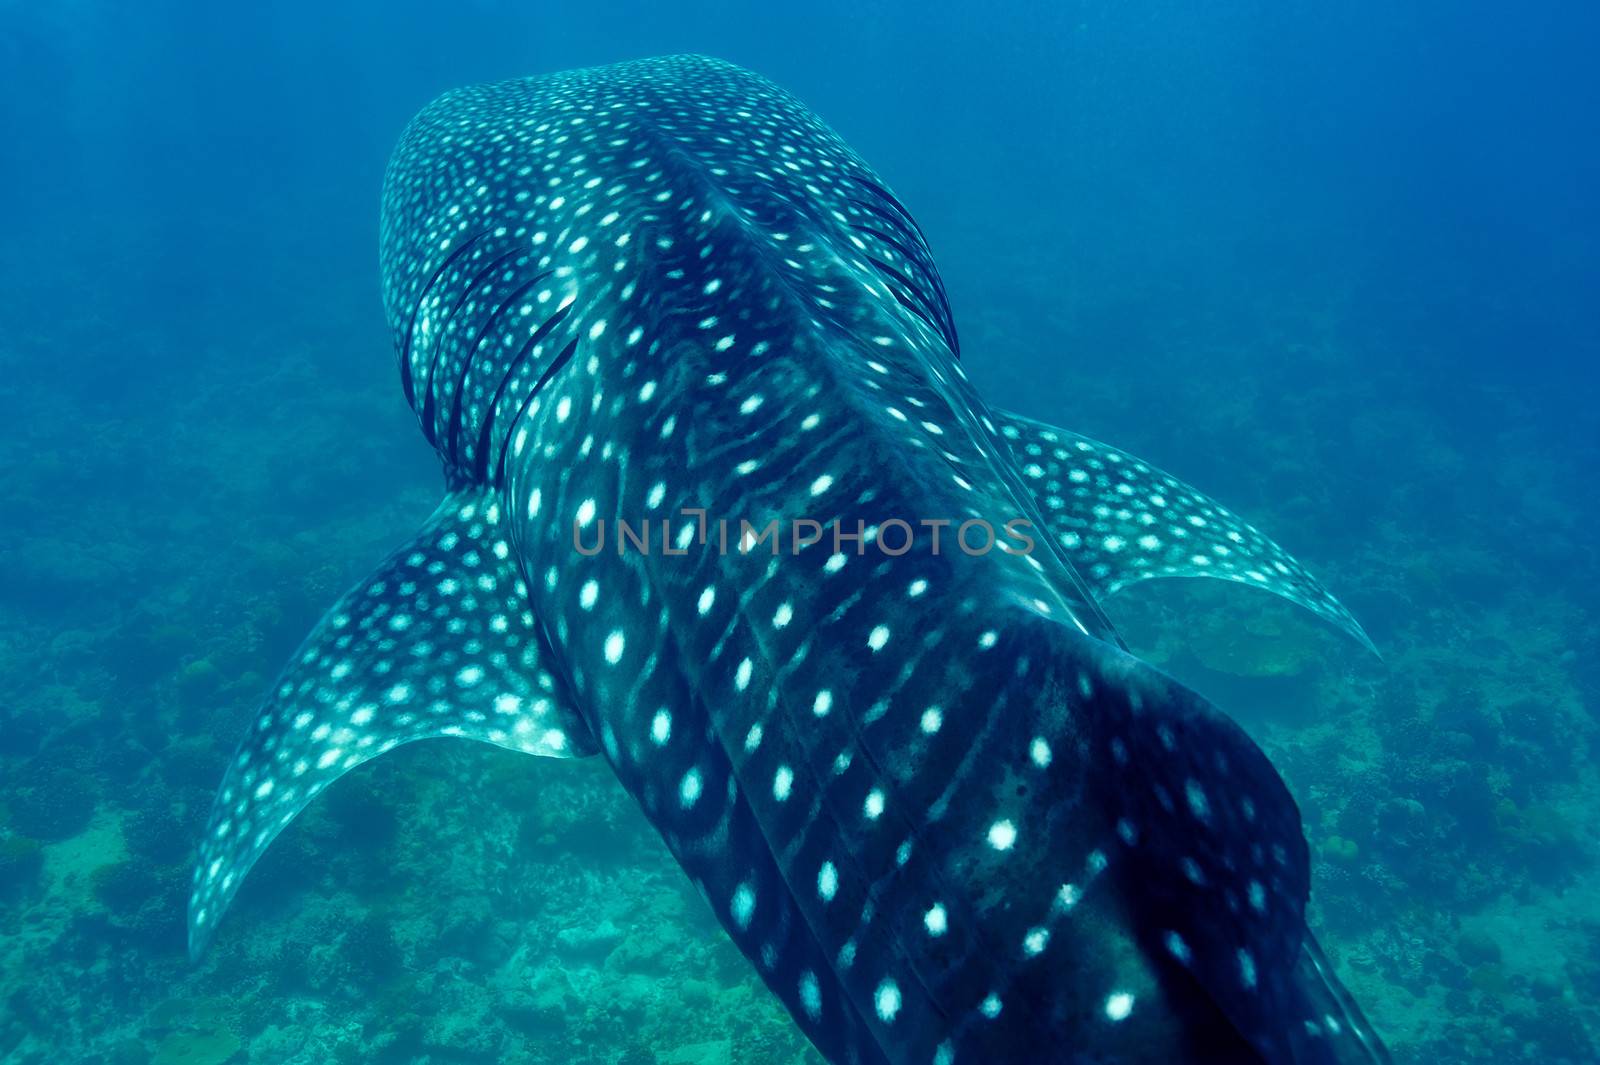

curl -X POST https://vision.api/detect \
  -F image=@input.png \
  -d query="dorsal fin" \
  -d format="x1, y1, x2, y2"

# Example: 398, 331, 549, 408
995, 409, 1376, 655
187, 490, 595, 958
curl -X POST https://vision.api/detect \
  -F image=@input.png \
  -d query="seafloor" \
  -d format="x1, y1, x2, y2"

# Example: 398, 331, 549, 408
1, 216, 1595, 1065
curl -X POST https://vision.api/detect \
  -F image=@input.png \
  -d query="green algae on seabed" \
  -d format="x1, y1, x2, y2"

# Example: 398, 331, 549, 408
1320, 834, 1361, 865
1185, 608, 1333, 679
145, 996, 242, 1065
151, 1028, 241, 1065
0, 835, 45, 897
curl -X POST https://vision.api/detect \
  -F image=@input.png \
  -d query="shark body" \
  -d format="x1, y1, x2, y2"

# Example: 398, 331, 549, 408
190, 56, 1387, 1064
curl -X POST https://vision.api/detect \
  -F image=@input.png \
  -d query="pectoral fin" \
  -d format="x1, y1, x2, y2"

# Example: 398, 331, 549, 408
188, 490, 593, 958
995, 409, 1375, 654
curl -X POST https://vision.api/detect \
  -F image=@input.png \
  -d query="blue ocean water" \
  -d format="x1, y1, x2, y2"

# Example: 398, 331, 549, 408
1, 3, 1595, 1064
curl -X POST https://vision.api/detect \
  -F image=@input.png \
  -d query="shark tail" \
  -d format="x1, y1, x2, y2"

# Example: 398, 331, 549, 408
187, 489, 596, 959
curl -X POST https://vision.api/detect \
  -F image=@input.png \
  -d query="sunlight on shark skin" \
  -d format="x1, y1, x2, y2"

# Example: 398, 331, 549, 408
189, 56, 1389, 1064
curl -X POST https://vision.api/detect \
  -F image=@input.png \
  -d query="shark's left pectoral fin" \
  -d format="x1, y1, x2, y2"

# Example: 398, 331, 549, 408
188, 490, 594, 959
994, 409, 1376, 655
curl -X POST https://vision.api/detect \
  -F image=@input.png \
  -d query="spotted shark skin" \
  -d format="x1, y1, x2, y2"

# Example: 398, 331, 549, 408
190, 56, 1389, 1064
989, 411, 1377, 656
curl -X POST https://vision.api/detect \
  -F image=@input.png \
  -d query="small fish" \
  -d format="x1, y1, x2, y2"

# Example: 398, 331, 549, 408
190, 55, 1388, 1064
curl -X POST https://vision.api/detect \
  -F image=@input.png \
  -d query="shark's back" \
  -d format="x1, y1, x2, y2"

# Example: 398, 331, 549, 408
191, 56, 1388, 1065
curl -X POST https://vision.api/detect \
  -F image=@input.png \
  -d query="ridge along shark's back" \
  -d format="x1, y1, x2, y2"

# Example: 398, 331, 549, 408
190, 55, 1389, 1064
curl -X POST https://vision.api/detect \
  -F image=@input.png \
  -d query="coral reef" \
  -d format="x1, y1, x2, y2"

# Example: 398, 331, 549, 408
5, 761, 98, 843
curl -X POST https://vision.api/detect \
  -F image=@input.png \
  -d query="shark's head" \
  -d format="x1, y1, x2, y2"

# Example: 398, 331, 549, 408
191, 55, 1387, 1065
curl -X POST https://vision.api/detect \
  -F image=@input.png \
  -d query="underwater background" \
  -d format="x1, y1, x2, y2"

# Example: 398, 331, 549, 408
1, 2, 1596, 1063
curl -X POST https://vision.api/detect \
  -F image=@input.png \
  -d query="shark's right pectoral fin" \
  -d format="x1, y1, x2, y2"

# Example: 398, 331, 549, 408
188, 490, 594, 959
994, 409, 1376, 655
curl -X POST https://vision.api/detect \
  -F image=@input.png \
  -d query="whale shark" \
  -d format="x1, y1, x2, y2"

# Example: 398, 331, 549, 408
189, 55, 1389, 1063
